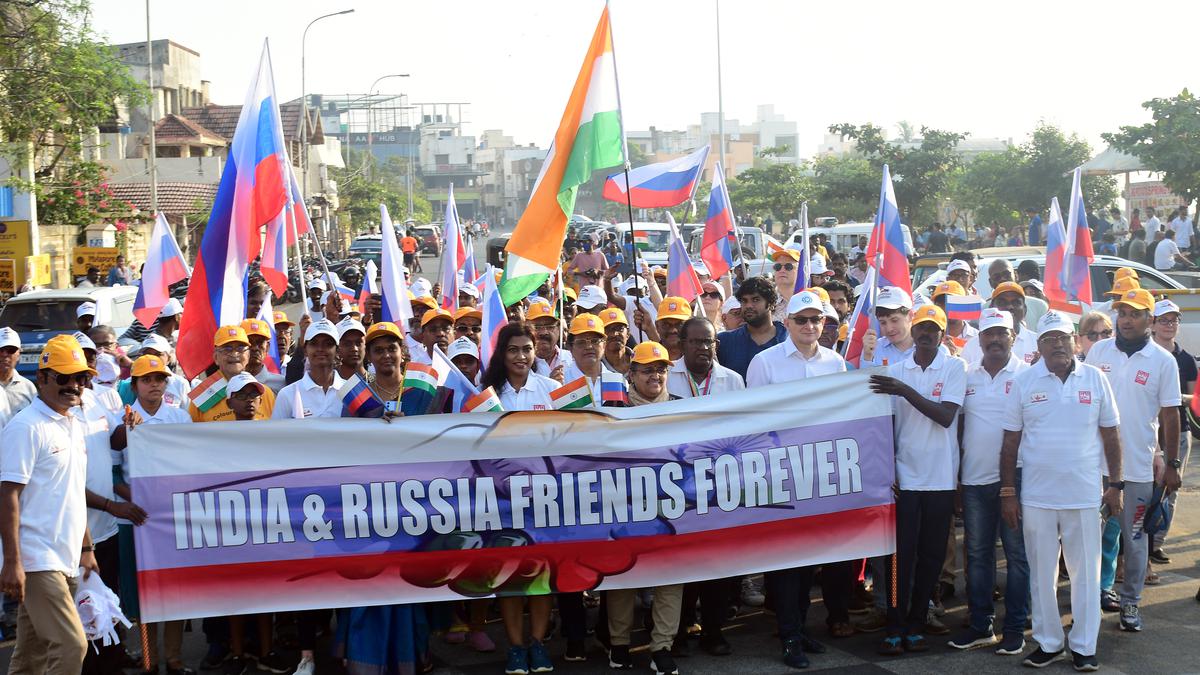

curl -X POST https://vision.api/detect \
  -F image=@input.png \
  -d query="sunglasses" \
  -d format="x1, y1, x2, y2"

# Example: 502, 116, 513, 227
46, 371, 90, 386
773, 263, 796, 272
455, 325, 483, 334
1085, 329, 1113, 341
702, 291, 723, 300
790, 315, 824, 325
230, 389, 262, 402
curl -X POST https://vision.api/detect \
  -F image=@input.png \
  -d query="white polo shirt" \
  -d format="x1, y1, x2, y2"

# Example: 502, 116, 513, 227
499, 372, 561, 411
76, 395, 117, 545
887, 351, 968, 491
1083, 338, 1181, 483
961, 355, 1027, 485
960, 324, 1038, 368
667, 360, 745, 398
0, 373, 37, 413
534, 347, 575, 377
0, 399, 88, 575
274, 372, 347, 419
746, 340, 846, 387
1003, 359, 1119, 509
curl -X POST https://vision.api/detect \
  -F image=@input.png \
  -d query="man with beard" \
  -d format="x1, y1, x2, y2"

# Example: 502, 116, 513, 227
1000, 311, 1122, 671
527, 300, 573, 382
960, 282, 1039, 366
716, 277, 786, 380
949, 309, 1030, 656
418, 309, 454, 363
1082, 288, 1181, 633
869, 305, 967, 656
599, 307, 633, 374
561, 314, 610, 408
668, 317, 744, 399
1, 335, 99, 672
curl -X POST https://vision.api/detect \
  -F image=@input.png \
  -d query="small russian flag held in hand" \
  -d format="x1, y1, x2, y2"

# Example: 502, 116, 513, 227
945, 294, 983, 321
601, 370, 628, 404
339, 374, 384, 418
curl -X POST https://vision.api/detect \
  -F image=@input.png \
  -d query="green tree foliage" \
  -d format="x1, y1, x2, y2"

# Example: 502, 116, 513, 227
33, 161, 140, 234
1104, 89, 1200, 209
577, 141, 648, 220
726, 161, 811, 225
828, 123, 968, 223
808, 155, 876, 222
332, 150, 432, 231
0, 0, 148, 175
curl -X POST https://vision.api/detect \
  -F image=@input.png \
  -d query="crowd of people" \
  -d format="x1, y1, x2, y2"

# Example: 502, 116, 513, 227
0, 229, 1194, 675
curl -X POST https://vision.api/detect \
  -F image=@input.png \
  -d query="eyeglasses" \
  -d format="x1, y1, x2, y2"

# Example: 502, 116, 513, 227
572, 336, 604, 347
790, 315, 824, 325
1084, 329, 1113, 341
229, 390, 261, 402
456, 324, 483, 334
46, 371, 90, 386
1155, 317, 1180, 326
1037, 334, 1074, 345
686, 338, 716, 348
530, 323, 557, 334
634, 365, 669, 375
217, 345, 248, 355
702, 292, 723, 300
773, 263, 795, 272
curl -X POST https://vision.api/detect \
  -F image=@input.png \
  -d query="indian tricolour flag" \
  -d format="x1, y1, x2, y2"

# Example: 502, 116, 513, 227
403, 363, 439, 396
550, 376, 595, 410
188, 372, 227, 413
500, 5, 625, 305
633, 230, 650, 250
463, 386, 503, 413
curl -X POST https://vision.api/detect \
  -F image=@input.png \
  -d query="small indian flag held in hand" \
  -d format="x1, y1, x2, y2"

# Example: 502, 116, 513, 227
187, 372, 227, 413
500, 5, 625, 305
550, 376, 595, 410
400, 363, 439, 416
601, 370, 627, 404
945, 294, 983, 321
633, 230, 650, 250
463, 386, 504, 413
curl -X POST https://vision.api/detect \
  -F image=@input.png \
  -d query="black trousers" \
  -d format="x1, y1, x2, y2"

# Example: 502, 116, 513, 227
81, 536, 123, 675
677, 577, 736, 639
886, 489, 955, 636
557, 593, 587, 641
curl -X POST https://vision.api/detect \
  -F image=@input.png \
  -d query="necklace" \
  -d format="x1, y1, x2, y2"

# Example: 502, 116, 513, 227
373, 379, 402, 401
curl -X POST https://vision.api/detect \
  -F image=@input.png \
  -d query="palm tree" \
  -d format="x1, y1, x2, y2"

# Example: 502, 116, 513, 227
896, 120, 916, 143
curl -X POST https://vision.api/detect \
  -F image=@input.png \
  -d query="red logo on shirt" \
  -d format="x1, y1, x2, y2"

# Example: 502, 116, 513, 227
1024, 353, 1035, 364
1005, 381, 1013, 394
965, 387, 976, 396
1099, 363, 1112, 373
1079, 391, 1092, 404
1031, 392, 1048, 403
1135, 370, 1150, 386
932, 382, 943, 397
532, 405, 547, 411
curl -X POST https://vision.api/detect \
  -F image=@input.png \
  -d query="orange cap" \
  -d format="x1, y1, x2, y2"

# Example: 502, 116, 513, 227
1114, 267, 1139, 283
365, 321, 404, 345
990, 281, 1025, 299
131, 354, 171, 378
410, 294, 438, 310
807, 286, 830, 303
38, 334, 96, 376
213, 325, 250, 347
525, 300, 556, 323
271, 310, 295, 326
599, 307, 627, 327
1107, 276, 1141, 296
453, 307, 483, 322
771, 247, 801, 263
1113, 288, 1155, 311
933, 280, 965, 298
420, 308, 453, 327
240, 318, 271, 339
568, 313, 605, 336
631, 341, 671, 365
657, 296, 692, 321
911, 305, 948, 331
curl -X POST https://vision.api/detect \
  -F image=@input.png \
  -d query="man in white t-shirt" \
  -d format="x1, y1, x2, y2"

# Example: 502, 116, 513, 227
667, 317, 744, 398
1144, 207, 1162, 234
1170, 208, 1192, 250
1081, 288, 1181, 632
1000, 311, 1122, 671
1154, 230, 1189, 270
960, 282, 1039, 366
868, 305, 967, 655
747, 291, 846, 387
1, 335, 99, 672
949, 309, 1030, 655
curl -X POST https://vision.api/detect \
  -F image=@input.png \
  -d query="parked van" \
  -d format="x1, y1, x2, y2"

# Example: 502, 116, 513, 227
789, 222, 915, 258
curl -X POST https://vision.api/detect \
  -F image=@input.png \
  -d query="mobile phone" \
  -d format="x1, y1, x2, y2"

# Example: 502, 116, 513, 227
384, 400, 398, 413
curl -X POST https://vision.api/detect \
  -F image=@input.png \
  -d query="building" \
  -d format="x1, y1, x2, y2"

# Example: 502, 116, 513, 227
476, 131, 546, 227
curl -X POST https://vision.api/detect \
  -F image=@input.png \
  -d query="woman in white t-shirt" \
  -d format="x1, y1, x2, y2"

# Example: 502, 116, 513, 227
477, 323, 561, 672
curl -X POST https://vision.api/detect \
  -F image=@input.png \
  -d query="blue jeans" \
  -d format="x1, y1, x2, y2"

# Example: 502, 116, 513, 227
1100, 517, 1121, 592
962, 478, 1029, 636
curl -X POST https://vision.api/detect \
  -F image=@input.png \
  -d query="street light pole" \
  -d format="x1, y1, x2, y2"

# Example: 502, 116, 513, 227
366, 74, 409, 181
144, 0, 158, 216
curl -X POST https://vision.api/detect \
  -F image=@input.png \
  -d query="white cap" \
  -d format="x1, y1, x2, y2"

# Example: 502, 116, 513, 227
912, 292, 930, 308
447, 336, 479, 362
226, 372, 265, 397
304, 319, 339, 343
459, 282, 480, 298
336, 317, 366, 338
1154, 299, 1182, 317
721, 296, 741, 314
810, 255, 828, 276
72, 331, 96, 351
978, 308, 1014, 332
1037, 310, 1075, 338
139, 334, 172, 355
410, 278, 432, 298
701, 281, 725, 300
786, 290, 823, 315
159, 298, 184, 318
946, 259, 972, 274
95, 353, 119, 383
76, 301, 97, 318
307, 278, 327, 291
821, 301, 840, 322
576, 285, 608, 310
0, 327, 19, 349
875, 286, 913, 310
1022, 279, 1044, 292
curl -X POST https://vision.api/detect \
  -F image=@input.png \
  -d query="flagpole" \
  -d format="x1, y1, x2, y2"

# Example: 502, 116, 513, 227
605, 0, 645, 341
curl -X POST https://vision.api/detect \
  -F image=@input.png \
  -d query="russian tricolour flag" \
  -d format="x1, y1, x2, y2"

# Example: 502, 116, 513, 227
133, 213, 190, 328
945, 295, 983, 321
701, 161, 737, 280
1043, 196, 1069, 308
340, 373, 384, 418
864, 165, 910, 293
666, 213, 702, 302
1062, 168, 1094, 306
602, 145, 709, 208
378, 204, 413, 327
479, 266, 508, 367
601, 370, 627, 404
438, 184, 465, 312
177, 42, 290, 378
255, 291, 282, 374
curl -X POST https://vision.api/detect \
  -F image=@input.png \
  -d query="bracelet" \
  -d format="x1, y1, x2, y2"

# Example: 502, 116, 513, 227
102, 498, 110, 513
998, 486, 1017, 498
81, 546, 93, 553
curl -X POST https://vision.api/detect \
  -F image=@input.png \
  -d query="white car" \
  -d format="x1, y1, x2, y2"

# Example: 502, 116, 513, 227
1, 286, 138, 376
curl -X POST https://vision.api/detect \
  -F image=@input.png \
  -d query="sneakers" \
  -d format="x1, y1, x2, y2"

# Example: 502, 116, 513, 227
853, 608, 888, 633
528, 640, 553, 673
1119, 604, 1142, 632
467, 631, 496, 653
782, 638, 810, 668
995, 634, 1025, 655
877, 636, 903, 656
223, 657, 251, 675
650, 649, 679, 675
947, 628, 998, 650
292, 657, 315, 675
563, 638, 586, 662
740, 577, 765, 607
1100, 589, 1121, 613
607, 645, 633, 670
1071, 651, 1099, 672
1023, 647, 1065, 668
505, 646, 530, 675
256, 652, 292, 674
924, 610, 950, 635
1149, 547, 1171, 565
902, 634, 929, 652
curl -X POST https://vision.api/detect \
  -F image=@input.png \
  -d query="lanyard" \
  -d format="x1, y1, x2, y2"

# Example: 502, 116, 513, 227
687, 369, 713, 398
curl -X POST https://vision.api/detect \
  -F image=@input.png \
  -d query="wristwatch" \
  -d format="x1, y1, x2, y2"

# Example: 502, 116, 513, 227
1107, 481, 1124, 491
1169, 458, 1183, 470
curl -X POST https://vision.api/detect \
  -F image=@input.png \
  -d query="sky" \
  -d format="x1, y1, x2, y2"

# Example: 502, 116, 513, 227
89, 0, 1200, 159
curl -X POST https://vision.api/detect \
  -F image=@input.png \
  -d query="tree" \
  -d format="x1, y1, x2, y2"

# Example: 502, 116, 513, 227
0, 0, 148, 175
808, 154, 877, 222
895, 120, 916, 143
332, 149, 432, 231
828, 122, 968, 223
1104, 89, 1200, 210
726, 161, 811, 224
